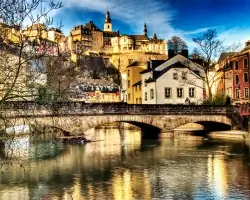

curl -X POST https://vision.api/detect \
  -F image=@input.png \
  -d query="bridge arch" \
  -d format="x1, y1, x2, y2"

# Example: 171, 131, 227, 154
31, 114, 232, 136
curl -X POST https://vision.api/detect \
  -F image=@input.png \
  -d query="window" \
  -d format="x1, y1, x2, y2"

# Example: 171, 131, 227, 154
144, 81, 147, 87
235, 61, 239, 70
235, 75, 239, 84
165, 88, 171, 98
189, 88, 195, 98
244, 58, 248, 69
128, 93, 131, 101
236, 89, 240, 98
245, 88, 249, 98
177, 88, 183, 98
139, 85, 141, 91
150, 89, 154, 99
173, 73, 178, 80
128, 70, 130, 77
128, 80, 130, 88
136, 98, 138, 104
139, 98, 142, 104
145, 92, 147, 101
135, 86, 137, 92
182, 72, 187, 80
244, 73, 248, 82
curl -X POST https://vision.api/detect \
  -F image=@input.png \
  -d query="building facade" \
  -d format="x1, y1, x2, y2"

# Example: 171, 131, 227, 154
126, 61, 147, 104
141, 54, 205, 104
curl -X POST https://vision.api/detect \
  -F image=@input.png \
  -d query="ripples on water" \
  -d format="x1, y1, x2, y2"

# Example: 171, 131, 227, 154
0, 128, 250, 200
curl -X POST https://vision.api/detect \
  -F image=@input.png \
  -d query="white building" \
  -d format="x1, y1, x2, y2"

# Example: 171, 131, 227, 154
141, 54, 205, 104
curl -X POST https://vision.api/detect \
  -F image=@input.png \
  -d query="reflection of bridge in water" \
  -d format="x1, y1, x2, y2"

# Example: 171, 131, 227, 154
2, 102, 244, 137
1, 130, 249, 199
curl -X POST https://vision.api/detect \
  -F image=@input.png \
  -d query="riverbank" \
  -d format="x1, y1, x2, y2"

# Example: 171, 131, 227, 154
208, 130, 248, 140
160, 130, 249, 141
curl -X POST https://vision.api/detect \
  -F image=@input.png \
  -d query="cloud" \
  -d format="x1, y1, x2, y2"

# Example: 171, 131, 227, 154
59, 0, 177, 38
49, 0, 250, 54
217, 27, 250, 47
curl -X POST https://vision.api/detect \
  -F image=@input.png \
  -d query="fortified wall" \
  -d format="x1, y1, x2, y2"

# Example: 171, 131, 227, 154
104, 52, 168, 73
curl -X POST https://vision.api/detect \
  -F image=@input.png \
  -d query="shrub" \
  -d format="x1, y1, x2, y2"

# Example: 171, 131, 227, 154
202, 93, 226, 105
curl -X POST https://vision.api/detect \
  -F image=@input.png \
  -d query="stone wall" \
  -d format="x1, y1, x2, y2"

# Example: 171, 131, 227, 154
107, 52, 168, 73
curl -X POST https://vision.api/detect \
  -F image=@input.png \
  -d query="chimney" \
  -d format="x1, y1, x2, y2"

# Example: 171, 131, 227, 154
168, 49, 175, 59
181, 49, 189, 58
245, 40, 250, 47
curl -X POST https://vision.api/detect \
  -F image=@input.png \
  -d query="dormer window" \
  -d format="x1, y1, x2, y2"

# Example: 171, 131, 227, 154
182, 72, 187, 80
173, 73, 178, 80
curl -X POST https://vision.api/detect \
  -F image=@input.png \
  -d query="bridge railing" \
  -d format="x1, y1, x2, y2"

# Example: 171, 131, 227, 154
0, 101, 238, 116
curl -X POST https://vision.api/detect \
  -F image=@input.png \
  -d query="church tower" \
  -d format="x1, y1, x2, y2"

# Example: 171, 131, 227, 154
104, 10, 112, 32
143, 23, 147, 37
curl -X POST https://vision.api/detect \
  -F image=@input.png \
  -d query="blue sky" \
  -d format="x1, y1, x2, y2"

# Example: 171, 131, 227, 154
50, 0, 250, 51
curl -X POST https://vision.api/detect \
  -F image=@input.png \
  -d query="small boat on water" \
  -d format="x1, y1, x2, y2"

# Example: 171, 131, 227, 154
56, 136, 91, 144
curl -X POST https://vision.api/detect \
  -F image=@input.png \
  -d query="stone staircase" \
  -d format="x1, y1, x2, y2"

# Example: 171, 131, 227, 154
229, 106, 246, 130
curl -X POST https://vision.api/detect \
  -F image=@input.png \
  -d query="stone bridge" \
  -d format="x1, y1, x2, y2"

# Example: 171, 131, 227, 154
1, 102, 244, 137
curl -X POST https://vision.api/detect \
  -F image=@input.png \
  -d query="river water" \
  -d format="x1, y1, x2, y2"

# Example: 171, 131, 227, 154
0, 128, 250, 200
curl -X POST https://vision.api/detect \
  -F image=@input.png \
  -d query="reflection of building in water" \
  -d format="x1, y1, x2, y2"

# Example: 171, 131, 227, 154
207, 155, 228, 198
4, 137, 30, 158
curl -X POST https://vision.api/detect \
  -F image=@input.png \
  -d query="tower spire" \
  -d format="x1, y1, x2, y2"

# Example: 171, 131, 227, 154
105, 9, 111, 23
104, 9, 112, 32
144, 23, 147, 37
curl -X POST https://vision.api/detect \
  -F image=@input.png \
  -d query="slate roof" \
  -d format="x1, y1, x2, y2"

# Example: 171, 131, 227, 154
132, 80, 141, 86
140, 60, 167, 74
85, 21, 102, 31
130, 35, 149, 41
144, 61, 202, 83
218, 52, 236, 63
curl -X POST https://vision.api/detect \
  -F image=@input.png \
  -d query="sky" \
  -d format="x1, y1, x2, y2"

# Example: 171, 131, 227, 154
49, 0, 250, 51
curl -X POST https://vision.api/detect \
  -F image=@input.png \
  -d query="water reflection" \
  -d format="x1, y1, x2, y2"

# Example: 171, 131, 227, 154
0, 128, 250, 199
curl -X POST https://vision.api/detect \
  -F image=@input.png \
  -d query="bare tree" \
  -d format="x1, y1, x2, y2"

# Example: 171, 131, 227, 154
192, 29, 240, 100
190, 48, 202, 59
167, 36, 187, 54
0, 0, 63, 168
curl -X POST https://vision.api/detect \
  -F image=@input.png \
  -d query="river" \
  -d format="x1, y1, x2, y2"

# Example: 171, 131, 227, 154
0, 128, 250, 199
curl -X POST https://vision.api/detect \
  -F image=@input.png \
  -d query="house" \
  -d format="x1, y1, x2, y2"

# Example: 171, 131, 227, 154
126, 61, 147, 104
215, 52, 235, 98
141, 54, 205, 104
231, 41, 250, 103
226, 41, 250, 116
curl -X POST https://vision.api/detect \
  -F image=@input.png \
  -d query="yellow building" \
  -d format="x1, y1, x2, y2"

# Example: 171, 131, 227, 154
0, 23, 21, 44
126, 61, 147, 104
22, 24, 64, 44
69, 24, 92, 53
111, 24, 166, 54
47, 27, 64, 43
22, 23, 48, 40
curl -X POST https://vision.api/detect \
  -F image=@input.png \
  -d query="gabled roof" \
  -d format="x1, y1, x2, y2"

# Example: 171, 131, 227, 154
144, 61, 203, 83
140, 60, 167, 74
218, 52, 236, 63
85, 21, 102, 31
130, 35, 149, 41
154, 54, 204, 74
